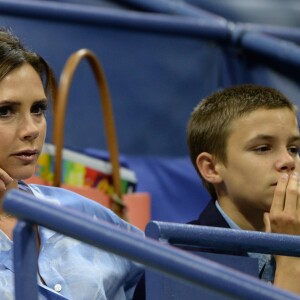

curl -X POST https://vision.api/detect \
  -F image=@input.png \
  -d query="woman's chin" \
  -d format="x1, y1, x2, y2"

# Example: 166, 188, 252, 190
10, 170, 36, 181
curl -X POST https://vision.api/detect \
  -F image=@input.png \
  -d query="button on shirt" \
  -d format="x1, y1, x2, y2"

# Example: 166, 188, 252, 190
54, 284, 62, 292
0, 184, 144, 300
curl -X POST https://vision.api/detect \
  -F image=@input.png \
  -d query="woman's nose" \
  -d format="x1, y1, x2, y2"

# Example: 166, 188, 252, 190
19, 115, 39, 141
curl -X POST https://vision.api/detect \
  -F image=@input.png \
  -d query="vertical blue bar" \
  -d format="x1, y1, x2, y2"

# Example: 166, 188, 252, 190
13, 221, 38, 300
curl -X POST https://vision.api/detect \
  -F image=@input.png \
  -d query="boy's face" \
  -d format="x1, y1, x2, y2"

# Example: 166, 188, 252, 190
217, 107, 300, 216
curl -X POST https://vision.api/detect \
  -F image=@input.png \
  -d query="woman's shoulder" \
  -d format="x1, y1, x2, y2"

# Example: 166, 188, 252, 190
26, 184, 143, 234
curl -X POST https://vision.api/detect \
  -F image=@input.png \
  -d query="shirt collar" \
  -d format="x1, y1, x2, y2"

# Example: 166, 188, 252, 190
215, 200, 272, 275
215, 200, 241, 229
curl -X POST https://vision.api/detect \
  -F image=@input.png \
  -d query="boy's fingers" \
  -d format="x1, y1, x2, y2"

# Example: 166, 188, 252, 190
284, 172, 299, 214
271, 173, 289, 213
263, 212, 271, 232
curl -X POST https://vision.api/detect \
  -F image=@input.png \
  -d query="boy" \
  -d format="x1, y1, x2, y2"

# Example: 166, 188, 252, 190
187, 84, 300, 295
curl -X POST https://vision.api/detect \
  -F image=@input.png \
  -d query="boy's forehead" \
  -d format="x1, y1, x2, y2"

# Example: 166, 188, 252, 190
228, 107, 300, 141
232, 107, 297, 123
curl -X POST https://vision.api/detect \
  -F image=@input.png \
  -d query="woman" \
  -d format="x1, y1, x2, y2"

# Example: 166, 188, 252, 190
0, 27, 143, 300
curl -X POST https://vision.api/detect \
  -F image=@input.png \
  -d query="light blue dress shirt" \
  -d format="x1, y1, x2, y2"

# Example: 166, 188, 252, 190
215, 200, 275, 283
0, 184, 144, 300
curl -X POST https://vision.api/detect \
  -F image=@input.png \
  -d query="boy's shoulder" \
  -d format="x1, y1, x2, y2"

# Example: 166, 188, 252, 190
188, 200, 229, 228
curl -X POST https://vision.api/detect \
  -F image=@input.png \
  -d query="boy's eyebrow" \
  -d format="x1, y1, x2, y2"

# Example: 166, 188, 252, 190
289, 135, 300, 143
247, 134, 300, 143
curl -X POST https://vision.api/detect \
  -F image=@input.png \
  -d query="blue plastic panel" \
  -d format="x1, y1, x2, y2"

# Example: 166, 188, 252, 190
0, 0, 228, 156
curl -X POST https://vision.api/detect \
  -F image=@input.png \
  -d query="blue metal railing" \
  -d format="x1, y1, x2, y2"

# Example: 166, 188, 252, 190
232, 30, 300, 69
1, 0, 300, 76
146, 221, 300, 256
114, 0, 228, 23
116, 0, 300, 43
0, 0, 229, 41
4, 189, 300, 300
236, 23, 300, 44
1, 0, 300, 75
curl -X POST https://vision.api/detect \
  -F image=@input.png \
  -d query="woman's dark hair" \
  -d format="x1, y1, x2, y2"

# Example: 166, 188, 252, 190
0, 27, 56, 101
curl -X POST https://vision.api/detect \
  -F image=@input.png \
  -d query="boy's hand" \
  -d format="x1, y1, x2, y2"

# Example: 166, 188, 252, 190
269, 172, 300, 235
263, 212, 271, 232
267, 172, 300, 294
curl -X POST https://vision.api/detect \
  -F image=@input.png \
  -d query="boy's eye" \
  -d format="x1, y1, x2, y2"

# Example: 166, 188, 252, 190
254, 145, 270, 153
288, 146, 300, 155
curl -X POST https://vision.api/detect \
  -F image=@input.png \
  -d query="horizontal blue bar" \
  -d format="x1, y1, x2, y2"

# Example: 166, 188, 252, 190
4, 189, 300, 300
0, 0, 229, 41
118, 0, 227, 22
238, 31, 300, 68
237, 23, 300, 44
1, 0, 300, 73
146, 221, 300, 256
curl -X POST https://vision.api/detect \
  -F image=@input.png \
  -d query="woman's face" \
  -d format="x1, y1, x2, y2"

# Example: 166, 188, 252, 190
0, 63, 47, 180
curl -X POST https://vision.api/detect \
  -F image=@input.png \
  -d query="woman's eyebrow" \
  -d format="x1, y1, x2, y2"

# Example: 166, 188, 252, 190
0, 100, 21, 105
33, 98, 48, 104
0, 98, 48, 104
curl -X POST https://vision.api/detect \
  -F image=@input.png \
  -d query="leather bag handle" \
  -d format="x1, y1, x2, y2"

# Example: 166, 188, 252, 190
53, 49, 123, 203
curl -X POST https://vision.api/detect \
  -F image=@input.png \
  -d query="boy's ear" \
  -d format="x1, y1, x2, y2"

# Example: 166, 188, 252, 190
196, 152, 223, 184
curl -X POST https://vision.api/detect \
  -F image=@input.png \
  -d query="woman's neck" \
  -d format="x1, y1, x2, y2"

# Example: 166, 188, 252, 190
0, 180, 18, 214
0, 180, 19, 240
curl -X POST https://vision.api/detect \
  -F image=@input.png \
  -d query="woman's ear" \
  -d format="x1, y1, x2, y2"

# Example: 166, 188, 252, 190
196, 152, 223, 184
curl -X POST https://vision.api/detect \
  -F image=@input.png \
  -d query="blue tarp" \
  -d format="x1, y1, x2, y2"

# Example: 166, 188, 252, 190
1, 0, 300, 222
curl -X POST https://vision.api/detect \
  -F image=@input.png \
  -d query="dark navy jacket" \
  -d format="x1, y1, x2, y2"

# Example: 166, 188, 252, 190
188, 200, 249, 257
188, 200, 230, 228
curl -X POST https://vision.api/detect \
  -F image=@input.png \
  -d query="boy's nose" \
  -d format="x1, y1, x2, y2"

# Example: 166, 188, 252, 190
276, 151, 296, 172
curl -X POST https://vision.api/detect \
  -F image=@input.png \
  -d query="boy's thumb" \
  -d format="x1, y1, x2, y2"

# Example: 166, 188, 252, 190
263, 212, 271, 232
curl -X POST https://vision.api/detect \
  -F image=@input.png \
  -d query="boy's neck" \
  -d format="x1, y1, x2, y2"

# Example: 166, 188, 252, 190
217, 198, 266, 232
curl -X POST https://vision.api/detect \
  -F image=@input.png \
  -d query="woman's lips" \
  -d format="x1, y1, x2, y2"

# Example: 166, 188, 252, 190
11, 150, 39, 162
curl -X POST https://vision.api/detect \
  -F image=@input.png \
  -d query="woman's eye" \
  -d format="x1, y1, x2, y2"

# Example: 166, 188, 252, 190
0, 106, 13, 118
31, 102, 48, 115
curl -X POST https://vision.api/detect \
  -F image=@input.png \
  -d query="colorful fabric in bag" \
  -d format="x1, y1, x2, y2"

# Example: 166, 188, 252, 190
36, 143, 137, 197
